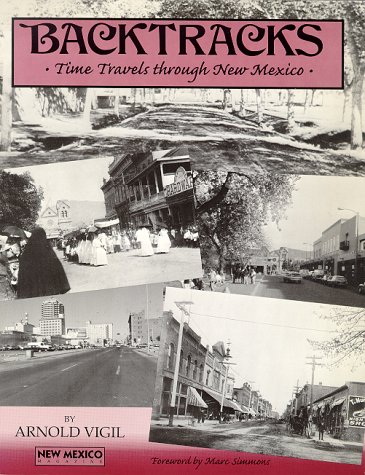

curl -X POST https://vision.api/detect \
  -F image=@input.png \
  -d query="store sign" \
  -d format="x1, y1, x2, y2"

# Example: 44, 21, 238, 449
348, 395, 365, 428
164, 167, 193, 198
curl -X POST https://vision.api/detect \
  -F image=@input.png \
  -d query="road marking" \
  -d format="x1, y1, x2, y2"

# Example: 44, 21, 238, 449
116, 365, 120, 375
61, 363, 79, 372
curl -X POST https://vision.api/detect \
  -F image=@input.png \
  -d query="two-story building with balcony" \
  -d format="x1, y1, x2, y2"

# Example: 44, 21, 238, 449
101, 147, 195, 232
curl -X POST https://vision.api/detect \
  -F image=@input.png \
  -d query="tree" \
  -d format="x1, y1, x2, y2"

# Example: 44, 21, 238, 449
0, 171, 44, 229
310, 307, 365, 368
194, 171, 298, 270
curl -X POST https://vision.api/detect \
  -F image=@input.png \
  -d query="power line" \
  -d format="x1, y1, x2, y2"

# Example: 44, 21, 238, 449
189, 311, 336, 333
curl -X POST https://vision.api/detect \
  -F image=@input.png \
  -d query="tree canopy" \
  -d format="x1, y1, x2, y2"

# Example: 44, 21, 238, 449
0, 171, 44, 230
310, 307, 365, 368
194, 171, 298, 269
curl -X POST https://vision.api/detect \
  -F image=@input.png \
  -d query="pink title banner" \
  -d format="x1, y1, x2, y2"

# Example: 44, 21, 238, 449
13, 19, 343, 88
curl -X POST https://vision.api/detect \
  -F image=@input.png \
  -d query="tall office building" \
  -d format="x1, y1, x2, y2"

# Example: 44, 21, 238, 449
39, 299, 65, 336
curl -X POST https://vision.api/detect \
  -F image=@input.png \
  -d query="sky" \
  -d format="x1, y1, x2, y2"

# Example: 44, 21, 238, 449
7, 157, 112, 206
163, 287, 364, 415
0, 283, 164, 341
263, 175, 365, 251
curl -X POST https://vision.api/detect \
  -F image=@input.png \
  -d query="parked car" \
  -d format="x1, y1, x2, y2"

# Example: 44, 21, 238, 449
299, 269, 310, 278
328, 275, 348, 288
283, 272, 302, 284
320, 274, 332, 285
358, 282, 365, 294
312, 270, 324, 281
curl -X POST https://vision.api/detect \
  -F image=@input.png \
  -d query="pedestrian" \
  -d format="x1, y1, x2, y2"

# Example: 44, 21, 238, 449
243, 268, 249, 285
156, 226, 171, 254
250, 268, 256, 284
90, 233, 108, 266
17, 227, 70, 299
317, 415, 325, 441
0, 252, 15, 300
135, 225, 154, 257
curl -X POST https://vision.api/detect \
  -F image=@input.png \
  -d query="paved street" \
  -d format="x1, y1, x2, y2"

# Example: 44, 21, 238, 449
55, 247, 202, 294
0, 346, 157, 406
5, 106, 365, 176
150, 420, 363, 465
222, 274, 365, 308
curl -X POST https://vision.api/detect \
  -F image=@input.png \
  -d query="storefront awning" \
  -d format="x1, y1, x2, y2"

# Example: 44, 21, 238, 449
240, 405, 250, 414
331, 397, 346, 408
225, 400, 244, 413
95, 218, 120, 229
203, 388, 242, 411
187, 387, 207, 408
249, 408, 256, 416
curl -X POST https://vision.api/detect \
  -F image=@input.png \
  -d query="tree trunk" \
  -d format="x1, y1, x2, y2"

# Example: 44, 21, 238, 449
238, 89, 246, 118
222, 89, 232, 112
342, 86, 351, 122
303, 90, 311, 114
287, 89, 295, 132
350, 65, 364, 149
131, 88, 137, 110
114, 90, 120, 117
82, 88, 93, 128
0, 27, 12, 151
255, 89, 263, 125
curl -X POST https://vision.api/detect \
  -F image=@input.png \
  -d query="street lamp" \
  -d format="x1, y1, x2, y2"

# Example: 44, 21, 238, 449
168, 301, 193, 427
338, 207, 359, 284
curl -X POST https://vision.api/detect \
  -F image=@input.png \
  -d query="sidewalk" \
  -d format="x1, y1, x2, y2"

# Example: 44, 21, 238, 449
309, 430, 364, 451
151, 417, 237, 431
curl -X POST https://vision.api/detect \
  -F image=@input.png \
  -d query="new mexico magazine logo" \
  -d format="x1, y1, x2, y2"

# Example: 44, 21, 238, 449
35, 446, 105, 466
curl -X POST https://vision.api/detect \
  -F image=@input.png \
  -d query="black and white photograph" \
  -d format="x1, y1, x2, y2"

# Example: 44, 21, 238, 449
194, 172, 365, 308
0, 283, 164, 406
1, 3, 365, 177
149, 287, 365, 465
0, 152, 202, 301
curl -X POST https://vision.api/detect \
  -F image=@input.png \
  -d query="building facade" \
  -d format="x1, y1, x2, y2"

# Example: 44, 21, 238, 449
101, 147, 195, 231
152, 312, 241, 421
128, 311, 162, 345
40, 299, 66, 336
302, 215, 365, 284
85, 321, 113, 346
312, 381, 365, 442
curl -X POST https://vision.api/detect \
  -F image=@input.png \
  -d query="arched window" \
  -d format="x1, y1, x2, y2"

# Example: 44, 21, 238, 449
186, 355, 191, 377
167, 343, 174, 370
205, 369, 211, 386
64, 210, 68, 218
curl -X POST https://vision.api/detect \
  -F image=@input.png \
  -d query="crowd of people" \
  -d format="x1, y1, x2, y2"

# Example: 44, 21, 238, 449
0, 221, 199, 301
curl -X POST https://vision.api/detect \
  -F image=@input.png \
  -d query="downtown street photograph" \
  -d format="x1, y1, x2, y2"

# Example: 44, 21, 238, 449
149, 287, 365, 465
194, 173, 365, 308
0, 283, 164, 407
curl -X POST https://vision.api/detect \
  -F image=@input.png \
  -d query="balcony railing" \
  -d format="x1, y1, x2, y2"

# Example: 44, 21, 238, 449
129, 191, 166, 213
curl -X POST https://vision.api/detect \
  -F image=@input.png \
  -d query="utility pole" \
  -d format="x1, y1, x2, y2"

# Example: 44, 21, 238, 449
306, 355, 324, 416
291, 380, 301, 415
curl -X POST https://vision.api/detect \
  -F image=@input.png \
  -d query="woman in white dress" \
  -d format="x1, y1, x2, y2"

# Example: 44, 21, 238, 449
135, 226, 154, 257
83, 235, 93, 265
91, 234, 108, 266
156, 228, 171, 254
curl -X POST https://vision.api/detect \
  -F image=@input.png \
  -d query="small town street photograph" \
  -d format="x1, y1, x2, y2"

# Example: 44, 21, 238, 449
0, 283, 164, 406
0, 151, 202, 301
149, 288, 365, 464
194, 172, 365, 308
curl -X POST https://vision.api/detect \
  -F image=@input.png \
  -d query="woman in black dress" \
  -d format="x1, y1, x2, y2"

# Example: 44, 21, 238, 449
17, 227, 70, 299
